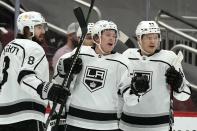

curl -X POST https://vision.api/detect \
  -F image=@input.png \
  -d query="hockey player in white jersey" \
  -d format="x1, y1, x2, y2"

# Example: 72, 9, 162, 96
119, 21, 191, 131
0, 11, 70, 131
77, 22, 95, 46
53, 20, 143, 131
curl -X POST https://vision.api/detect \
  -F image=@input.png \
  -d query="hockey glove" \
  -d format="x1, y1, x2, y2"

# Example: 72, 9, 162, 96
57, 56, 82, 76
165, 66, 183, 93
37, 82, 71, 104
130, 75, 150, 96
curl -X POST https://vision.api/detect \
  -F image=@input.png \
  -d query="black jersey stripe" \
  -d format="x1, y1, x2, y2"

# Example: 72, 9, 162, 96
23, 81, 37, 91
128, 58, 171, 67
150, 60, 171, 67
34, 54, 46, 70
79, 54, 95, 57
122, 86, 130, 96
106, 59, 128, 70
121, 112, 169, 125
68, 106, 118, 121
0, 101, 45, 115
128, 58, 140, 60
17, 70, 35, 84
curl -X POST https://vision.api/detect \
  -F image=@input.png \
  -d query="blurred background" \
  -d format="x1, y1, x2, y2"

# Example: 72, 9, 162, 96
1, 0, 197, 126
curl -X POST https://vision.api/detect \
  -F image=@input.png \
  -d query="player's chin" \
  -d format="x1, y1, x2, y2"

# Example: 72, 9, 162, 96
107, 44, 115, 49
147, 49, 156, 54
36, 38, 44, 43
38, 36, 45, 42
104, 48, 113, 54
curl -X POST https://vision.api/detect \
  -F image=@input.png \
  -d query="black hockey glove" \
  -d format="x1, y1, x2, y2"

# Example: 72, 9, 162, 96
37, 82, 71, 104
165, 66, 183, 93
57, 56, 82, 76
130, 75, 150, 96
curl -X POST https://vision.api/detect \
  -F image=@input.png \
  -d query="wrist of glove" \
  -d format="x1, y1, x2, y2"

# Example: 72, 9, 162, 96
165, 66, 183, 93
57, 56, 82, 76
37, 82, 71, 104
50, 113, 67, 128
130, 75, 150, 96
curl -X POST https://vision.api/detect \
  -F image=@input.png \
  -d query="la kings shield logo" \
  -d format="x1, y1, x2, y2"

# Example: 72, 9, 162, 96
132, 70, 153, 94
83, 66, 107, 92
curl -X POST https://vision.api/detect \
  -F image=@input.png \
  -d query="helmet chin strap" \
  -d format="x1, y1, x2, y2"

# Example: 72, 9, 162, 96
93, 33, 118, 55
95, 37, 109, 55
138, 43, 151, 55
138, 39, 160, 56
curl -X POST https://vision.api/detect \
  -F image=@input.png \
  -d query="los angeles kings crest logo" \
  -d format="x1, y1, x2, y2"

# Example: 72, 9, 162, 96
83, 66, 107, 92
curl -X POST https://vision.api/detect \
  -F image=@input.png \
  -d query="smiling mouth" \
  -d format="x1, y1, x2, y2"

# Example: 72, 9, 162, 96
149, 46, 155, 48
108, 43, 113, 46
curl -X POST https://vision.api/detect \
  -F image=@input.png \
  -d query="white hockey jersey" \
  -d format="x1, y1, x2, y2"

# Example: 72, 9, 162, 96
53, 46, 130, 130
119, 49, 191, 131
0, 39, 49, 124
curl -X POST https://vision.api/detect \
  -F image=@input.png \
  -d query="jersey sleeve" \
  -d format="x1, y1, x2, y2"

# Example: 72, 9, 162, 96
118, 71, 140, 107
18, 45, 49, 97
52, 50, 77, 113
0, 53, 3, 93
117, 53, 140, 107
122, 49, 131, 56
52, 49, 77, 89
173, 78, 191, 101
170, 51, 191, 101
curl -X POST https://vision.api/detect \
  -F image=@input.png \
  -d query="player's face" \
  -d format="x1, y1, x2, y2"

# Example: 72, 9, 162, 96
99, 30, 117, 54
34, 24, 46, 42
140, 33, 160, 55
83, 34, 94, 46
68, 32, 78, 47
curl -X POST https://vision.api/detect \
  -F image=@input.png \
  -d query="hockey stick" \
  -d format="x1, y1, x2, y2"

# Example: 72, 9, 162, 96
118, 30, 137, 48
51, 0, 95, 128
172, 51, 183, 69
55, 7, 87, 127
85, 0, 95, 23
45, 8, 87, 131
45, 1, 95, 130
169, 51, 183, 131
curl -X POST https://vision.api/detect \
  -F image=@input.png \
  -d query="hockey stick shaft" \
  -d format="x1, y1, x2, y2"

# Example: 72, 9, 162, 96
45, 102, 57, 129
55, 7, 87, 126
55, 0, 95, 125
45, 7, 87, 131
45, 1, 95, 129
169, 51, 183, 131
85, 0, 95, 23
118, 30, 136, 48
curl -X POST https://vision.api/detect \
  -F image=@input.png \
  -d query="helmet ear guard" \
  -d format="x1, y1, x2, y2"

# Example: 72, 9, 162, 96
92, 34, 99, 43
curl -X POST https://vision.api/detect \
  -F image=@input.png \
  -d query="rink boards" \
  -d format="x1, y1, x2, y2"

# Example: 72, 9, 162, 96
174, 111, 197, 131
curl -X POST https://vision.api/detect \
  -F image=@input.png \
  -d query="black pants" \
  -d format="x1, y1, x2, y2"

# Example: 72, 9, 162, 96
66, 125, 121, 131
0, 120, 45, 131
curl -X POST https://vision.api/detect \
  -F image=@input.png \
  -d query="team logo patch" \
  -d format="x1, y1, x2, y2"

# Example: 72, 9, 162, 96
83, 66, 107, 92
133, 70, 153, 93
